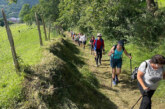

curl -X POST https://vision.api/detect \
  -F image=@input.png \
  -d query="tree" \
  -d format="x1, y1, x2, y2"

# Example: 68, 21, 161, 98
19, 4, 30, 21
146, 0, 158, 12
6, 0, 17, 3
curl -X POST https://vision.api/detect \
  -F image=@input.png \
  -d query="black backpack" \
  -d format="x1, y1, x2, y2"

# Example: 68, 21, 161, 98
131, 61, 148, 80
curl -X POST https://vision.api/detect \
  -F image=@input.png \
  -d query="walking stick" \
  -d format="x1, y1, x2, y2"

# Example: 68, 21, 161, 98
131, 95, 142, 109
111, 64, 113, 88
130, 53, 132, 83
111, 53, 114, 88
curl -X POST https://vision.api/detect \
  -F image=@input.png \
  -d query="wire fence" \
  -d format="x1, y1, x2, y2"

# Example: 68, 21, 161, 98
0, 23, 53, 77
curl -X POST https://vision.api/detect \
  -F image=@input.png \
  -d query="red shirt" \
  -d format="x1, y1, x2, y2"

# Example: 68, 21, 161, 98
93, 38, 104, 49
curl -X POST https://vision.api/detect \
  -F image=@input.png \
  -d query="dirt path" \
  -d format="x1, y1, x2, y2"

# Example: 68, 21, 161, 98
66, 34, 164, 109
78, 46, 141, 109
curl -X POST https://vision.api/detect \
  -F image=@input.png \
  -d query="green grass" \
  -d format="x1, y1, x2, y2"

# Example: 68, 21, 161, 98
158, 0, 165, 8
0, 23, 53, 108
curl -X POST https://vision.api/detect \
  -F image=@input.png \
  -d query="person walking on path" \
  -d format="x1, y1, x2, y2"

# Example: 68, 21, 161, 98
108, 40, 132, 85
89, 36, 95, 55
93, 33, 105, 67
81, 34, 87, 49
78, 33, 83, 46
137, 55, 165, 109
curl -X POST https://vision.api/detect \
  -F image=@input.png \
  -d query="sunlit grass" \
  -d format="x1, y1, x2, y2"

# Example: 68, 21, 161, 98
0, 23, 52, 108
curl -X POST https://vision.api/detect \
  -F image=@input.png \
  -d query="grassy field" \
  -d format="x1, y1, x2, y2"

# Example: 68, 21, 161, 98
0, 23, 56, 108
158, 0, 165, 8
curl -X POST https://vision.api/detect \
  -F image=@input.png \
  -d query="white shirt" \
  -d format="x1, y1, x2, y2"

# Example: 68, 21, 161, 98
138, 60, 165, 90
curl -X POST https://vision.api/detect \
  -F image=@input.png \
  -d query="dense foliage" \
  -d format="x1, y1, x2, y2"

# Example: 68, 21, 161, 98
23, 0, 165, 51
0, 0, 38, 18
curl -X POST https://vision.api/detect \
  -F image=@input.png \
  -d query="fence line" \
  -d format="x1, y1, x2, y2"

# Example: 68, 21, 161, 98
0, 11, 53, 74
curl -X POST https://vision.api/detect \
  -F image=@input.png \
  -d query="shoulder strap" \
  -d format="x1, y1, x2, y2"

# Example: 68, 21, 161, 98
95, 39, 98, 47
114, 45, 117, 50
123, 46, 125, 50
145, 61, 148, 69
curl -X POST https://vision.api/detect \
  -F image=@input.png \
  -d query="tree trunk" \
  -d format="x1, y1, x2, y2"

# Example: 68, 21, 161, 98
48, 24, 51, 41
146, 0, 156, 10
35, 12, 43, 46
41, 15, 48, 41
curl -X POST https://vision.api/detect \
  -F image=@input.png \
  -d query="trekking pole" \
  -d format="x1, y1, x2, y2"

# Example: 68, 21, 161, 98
131, 95, 142, 109
111, 63, 112, 88
111, 53, 114, 88
130, 53, 132, 83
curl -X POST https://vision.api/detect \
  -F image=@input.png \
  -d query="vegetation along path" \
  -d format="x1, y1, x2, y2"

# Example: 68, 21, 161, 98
68, 36, 165, 109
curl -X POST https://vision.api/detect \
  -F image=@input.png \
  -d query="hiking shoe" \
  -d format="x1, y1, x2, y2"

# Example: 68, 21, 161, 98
112, 80, 117, 86
115, 75, 119, 84
95, 64, 98, 67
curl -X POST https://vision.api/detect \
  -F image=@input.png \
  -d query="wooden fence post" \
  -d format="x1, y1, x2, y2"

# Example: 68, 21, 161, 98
1, 9, 20, 72
35, 12, 43, 46
41, 15, 48, 41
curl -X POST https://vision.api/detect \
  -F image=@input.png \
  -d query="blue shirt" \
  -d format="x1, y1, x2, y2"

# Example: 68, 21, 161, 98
111, 49, 123, 59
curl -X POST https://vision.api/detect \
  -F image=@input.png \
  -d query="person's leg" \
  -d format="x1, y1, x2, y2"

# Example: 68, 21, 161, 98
84, 41, 86, 49
138, 82, 155, 109
112, 68, 116, 79
115, 59, 122, 83
95, 50, 99, 66
111, 58, 117, 85
116, 68, 121, 75
148, 90, 155, 109
116, 68, 121, 83
80, 42, 82, 47
111, 59, 116, 78
99, 50, 102, 65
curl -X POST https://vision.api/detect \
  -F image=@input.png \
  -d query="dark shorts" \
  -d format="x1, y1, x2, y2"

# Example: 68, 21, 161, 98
83, 41, 86, 45
110, 58, 122, 68
91, 45, 94, 50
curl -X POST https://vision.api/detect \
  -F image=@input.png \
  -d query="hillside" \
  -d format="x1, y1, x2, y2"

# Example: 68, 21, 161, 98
0, 0, 38, 18
17, 35, 165, 109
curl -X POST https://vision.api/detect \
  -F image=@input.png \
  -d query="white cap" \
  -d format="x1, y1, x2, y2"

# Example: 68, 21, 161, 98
97, 33, 102, 37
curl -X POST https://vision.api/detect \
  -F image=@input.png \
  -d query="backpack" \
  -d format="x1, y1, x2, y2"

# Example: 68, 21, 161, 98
94, 38, 103, 50
131, 61, 148, 80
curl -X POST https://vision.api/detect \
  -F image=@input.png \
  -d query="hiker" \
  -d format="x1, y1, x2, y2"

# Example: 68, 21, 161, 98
108, 40, 132, 85
78, 33, 83, 46
89, 36, 95, 55
71, 31, 74, 37
72, 33, 75, 40
75, 34, 79, 44
137, 55, 165, 109
74, 34, 77, 43
93, 33, 105, 67
81, 34, 87, 49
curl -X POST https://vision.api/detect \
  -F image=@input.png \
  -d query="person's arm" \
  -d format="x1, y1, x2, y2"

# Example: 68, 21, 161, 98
89, 40, 92, 44
124, 49, 132, 59
102, 40, 105, 50
137, 70, 149, 90
93, 40, 96, 46
108, 46, 115, 56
